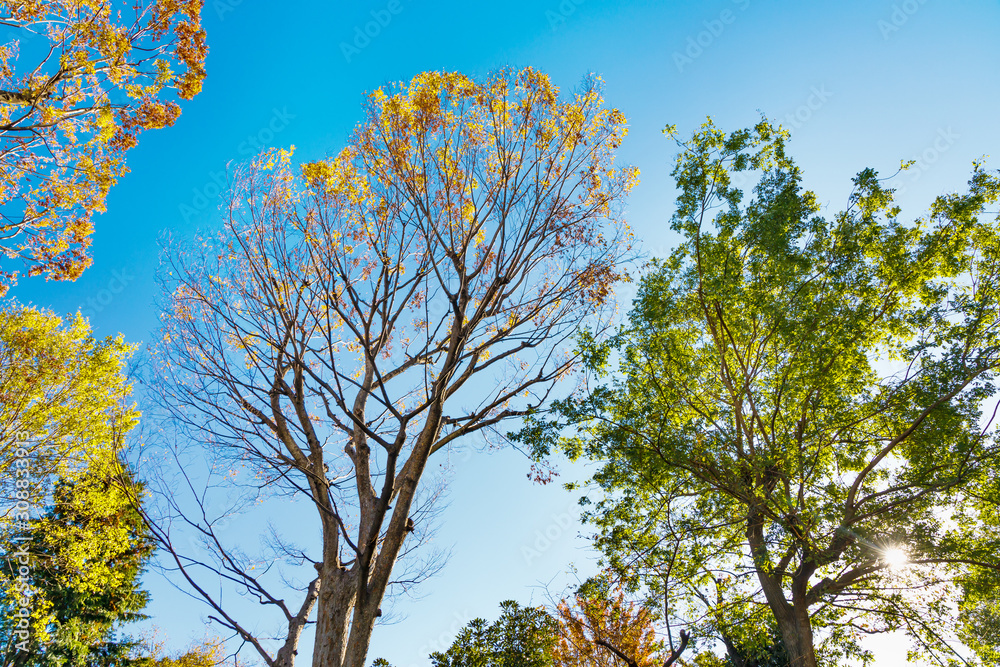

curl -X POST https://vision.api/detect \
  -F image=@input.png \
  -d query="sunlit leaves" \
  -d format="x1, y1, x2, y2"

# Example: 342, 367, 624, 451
0, 303, 139, 483
524, 118, 1000, 664
553, 579, 666, 667
0, 302, 148, 665
0, 0, 207, 293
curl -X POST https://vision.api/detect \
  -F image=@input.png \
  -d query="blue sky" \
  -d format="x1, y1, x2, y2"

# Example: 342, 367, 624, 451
11, 0, 1000, 664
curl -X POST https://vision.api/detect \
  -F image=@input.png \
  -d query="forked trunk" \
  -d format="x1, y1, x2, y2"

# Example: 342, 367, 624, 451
311, 465, 428, 667
340, 599, 383, 667
748, 512, 819, 667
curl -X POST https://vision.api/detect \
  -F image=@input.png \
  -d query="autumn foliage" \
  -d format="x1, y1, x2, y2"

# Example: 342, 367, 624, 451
0, 0, 207, 293
554, 581, 665, 667
155, 67, 635, 667
0, 303, 139, 484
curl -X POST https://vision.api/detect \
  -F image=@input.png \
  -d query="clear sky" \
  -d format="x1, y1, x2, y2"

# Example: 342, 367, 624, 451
11, 0, 1000, 665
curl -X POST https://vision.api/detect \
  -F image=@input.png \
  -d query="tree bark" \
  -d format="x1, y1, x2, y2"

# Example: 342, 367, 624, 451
747, 507, 818, 667
311, 404, 443, 667
771, 600, 817, 667
311, 569, 356, 667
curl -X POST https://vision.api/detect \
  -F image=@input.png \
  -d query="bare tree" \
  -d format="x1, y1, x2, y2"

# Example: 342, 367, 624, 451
146, 68, 637, 667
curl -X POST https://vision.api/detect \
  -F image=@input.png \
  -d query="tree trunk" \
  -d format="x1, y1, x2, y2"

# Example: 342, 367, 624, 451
774, 603, 817, 667
310, 453, 431, 667
747, 509, 818, 667
311, 569, 356, 667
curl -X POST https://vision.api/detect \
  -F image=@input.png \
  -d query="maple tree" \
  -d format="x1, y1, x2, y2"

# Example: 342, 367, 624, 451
0, 0, 207, 294
151, 67, 636, 667
553, 578, 672, 667
522, 119, 1000, 666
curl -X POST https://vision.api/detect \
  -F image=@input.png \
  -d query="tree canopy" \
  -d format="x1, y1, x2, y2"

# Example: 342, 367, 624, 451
0, 0, 207, 293
427, 601, 558, 667
521, 119, 1000, 667
0, 303, 154, 666
0, 462, 154, 667
0, 304, 224, 666
150, 67, 636, 667
0, 304, 139, 489
553, 577, 669, 667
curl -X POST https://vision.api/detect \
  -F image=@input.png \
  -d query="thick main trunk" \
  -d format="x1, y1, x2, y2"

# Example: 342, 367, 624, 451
775, 602, 817, 667
341, 598, 382, 667
311, 456, 430, 667
311, 570, 356, 667
338, 471, 425, 667
310, 367, 448, 667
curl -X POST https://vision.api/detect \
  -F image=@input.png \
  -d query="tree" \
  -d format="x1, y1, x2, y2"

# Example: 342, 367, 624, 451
419, 579, 684, 667
0, 461, 154, 667
0, 0, 207, 294
521, 119, 1000, 666
0, 303, 150, 665
553, 577, 676, 667
0, 305, 223, 666
150, 68, 636, 667
954, 467, 1000, 665
0, 303, 139, 492
136, 640, 226, 667
427, 601, 559, 667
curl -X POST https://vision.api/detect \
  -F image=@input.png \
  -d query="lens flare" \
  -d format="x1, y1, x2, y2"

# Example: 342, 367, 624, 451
882, 546, 908, 570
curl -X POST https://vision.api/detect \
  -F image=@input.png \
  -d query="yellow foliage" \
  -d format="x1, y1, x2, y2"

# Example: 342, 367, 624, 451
0, 0, 207, 294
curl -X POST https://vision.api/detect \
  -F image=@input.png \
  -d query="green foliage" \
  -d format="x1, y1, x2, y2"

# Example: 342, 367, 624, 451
0, 304, 139, 487
0, 304, 156, 666
954, 468, 1000, 664
428, 601, 558, 667
518, 118, 1000, 665
0, 462, 154, 667
721, 628, 788, 667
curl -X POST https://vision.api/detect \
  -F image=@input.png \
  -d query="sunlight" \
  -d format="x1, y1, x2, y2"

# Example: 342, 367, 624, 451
882, 546, 909, 570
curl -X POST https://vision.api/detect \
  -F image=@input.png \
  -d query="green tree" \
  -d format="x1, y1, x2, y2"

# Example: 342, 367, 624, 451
0, 303, 145, 666
0, 305, 223, 666
0, 304, 139, 488
521, 119, 1000, 666
427, 601, 558, 667
0, 461, 154, 667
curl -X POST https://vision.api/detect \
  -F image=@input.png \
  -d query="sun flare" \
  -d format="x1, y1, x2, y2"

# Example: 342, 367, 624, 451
882, 547, 909, 570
